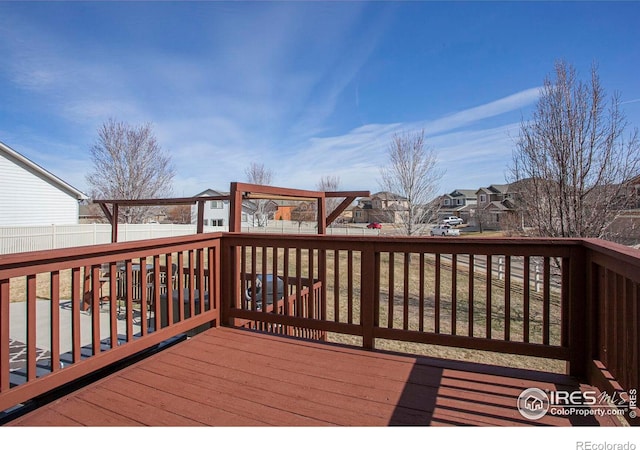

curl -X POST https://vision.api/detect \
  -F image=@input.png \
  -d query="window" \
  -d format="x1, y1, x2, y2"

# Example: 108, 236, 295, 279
211, 219, 224, 226
209, 200, 223, 209
203, 219, 209, 226
444, 199, 450, 206
480, 194, 486, 203
241, 213, 248, 222
456, 199, 463, 205
355, 211, 362, 218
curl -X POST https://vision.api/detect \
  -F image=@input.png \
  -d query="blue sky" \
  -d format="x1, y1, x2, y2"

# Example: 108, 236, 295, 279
1, 1, 639, 197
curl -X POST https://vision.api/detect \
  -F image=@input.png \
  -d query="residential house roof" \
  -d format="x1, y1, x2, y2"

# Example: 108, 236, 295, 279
448, 189, 477, 199
193, 188, 228, 197
484, 200, 511, 211
371, 191, 408, 201
476, 184, 511, 196
0, 140, 88, 200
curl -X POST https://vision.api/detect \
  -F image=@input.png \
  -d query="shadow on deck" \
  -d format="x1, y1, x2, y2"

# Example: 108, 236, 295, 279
3, 327, 620, 427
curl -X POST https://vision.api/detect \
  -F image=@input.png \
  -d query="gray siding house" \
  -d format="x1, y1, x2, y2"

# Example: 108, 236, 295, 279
0, 141, 87, 226
437, 189, 477, 224
190, 189, 257, 229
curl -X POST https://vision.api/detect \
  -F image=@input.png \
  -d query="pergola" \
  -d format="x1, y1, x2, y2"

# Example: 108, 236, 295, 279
93, 182, 370, 242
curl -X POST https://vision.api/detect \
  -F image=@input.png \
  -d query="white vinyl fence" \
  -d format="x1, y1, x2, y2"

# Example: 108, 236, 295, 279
0, 224, 223, 255
0, 222, 379, 254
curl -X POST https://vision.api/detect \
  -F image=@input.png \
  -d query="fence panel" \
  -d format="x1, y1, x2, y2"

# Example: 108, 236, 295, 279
0, 224, 218, 254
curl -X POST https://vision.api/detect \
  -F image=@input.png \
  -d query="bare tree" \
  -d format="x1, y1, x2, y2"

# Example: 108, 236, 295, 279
244, 162, 274, 227
379, 129, 444, 236
86, 119, 174, 223
166, 205, 192, 224
508, 61, 640, 239
317, 175, 342, 226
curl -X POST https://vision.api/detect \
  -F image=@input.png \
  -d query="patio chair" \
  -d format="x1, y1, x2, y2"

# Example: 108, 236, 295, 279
117, 263, 178, 323
145, 264, 178, 321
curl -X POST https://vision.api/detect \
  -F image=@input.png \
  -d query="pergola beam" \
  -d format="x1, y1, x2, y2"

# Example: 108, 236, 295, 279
92, 196, 228, 207
324, 191, 369, 228
93, 195, 230, 242
230, 183, 369, 233
93, 185, 369, 240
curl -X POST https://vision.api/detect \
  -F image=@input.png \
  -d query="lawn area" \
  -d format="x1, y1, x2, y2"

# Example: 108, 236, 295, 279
7, 243, 565, 374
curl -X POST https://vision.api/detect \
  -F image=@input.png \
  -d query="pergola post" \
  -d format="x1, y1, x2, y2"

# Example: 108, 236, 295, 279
111, 204, 119, 243
196, 200, 205, 234
317, 196, 326, 234
229, 182, 243, 233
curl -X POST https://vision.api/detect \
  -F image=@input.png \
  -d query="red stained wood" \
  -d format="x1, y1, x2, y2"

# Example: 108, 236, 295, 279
6, 327, 620, 427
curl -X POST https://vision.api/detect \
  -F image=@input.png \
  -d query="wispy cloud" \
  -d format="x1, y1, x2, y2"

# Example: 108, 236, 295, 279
411, 87, 541, 137
273, 88, 539, 192
0, 3, 541, 198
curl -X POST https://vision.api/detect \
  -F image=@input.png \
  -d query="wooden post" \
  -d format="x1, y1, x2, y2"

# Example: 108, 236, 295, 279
361, 243, 376, 349
112, 203, 119, 243
317, 196, 326, 235
229, 182, 243, 233
0, 279, 10, 391
196, 200, 205, 234
568, 246, 588, 379
81, 266, 92, 311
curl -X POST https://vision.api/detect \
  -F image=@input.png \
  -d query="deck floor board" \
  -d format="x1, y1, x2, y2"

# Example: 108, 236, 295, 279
5, 327, 621, 427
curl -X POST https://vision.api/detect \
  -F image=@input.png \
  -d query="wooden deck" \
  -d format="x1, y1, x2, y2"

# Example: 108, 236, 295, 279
4, 327, 621, 427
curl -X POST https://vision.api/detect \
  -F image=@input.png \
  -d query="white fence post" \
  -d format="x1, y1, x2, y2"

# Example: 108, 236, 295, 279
498, 257, 504, 281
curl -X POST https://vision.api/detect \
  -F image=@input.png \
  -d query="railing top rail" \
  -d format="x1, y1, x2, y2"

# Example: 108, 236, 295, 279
221, 232, 584, 255
582, 238, 640, 267
222, 232, 584, 244
582, 238, 640, 283
0, 232, 223, 278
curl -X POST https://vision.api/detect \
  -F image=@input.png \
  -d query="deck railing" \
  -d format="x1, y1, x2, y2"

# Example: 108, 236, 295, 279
583, 239, 640, 406
222, 235, 578, 359
221, 233, 639, 424
0, 233, 221, 413
1, 232, 638, 423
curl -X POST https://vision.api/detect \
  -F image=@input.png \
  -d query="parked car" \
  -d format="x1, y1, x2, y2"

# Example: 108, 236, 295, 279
367, 222, 382, 229
430, 224, 460, 236
442, 216, 464, 226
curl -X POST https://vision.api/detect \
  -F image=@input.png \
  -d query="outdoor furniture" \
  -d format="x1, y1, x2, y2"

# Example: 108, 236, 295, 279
159, 288, 210, 333
115, 263, 153, 319
118, 263, 179, 322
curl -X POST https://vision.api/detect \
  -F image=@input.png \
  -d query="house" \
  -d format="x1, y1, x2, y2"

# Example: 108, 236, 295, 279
273, 200, 297, 221
368, 192, 410, 224
350, 196, 372, 223
78, 203, 106, 224
626, 174, 640, 210
472, 184, 520, 230
190, 189, 258, 229
342, 192, 412, 224
437, 189, 477, 224
0, 140, 87, 226
338, 204, 356, 223
290, 201, 316, 223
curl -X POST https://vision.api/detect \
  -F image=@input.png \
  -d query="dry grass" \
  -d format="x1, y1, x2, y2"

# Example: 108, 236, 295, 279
8, 245, 566, 373
9, 270, 77, 303
247, 247, 565, 373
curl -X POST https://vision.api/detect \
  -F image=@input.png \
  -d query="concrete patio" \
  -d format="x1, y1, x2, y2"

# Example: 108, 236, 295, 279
8, 299, 140, 376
